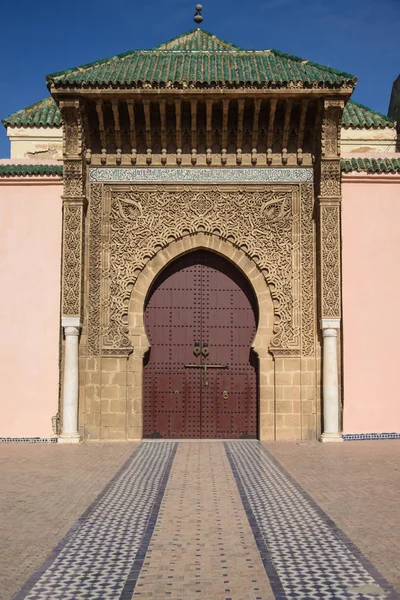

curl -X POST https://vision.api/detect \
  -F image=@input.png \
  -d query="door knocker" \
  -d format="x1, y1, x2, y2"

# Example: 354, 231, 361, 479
223, 391, 229, 399
193, 341, 201, 357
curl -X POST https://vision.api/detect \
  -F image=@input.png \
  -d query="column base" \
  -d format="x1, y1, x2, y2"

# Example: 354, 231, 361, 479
58, 433, 82, 444
320, 432, 343, 443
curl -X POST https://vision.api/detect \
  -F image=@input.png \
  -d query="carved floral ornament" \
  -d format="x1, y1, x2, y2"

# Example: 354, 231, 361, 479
59, 99, 83, 158
88, 183, 315, 358
318, 98, 343, 320
60, 101, 86, 318
320, 204, 341, 318
62, 203, 84, 316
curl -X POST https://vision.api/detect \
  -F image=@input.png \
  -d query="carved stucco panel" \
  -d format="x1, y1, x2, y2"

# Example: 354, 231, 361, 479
92, 184, 305, 357
63, 161, 84, 198
320, 204, 341, 318
320, 160, 341, 197
86, 183, 316, 357
60, 100, 83, 158
300, 183, 315, 355
321, 102, 342, 158
88, 184, 102, 354
62, 203, 84, 316
319, 98, 343, 321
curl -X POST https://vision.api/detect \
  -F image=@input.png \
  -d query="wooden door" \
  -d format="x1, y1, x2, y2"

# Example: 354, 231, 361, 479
143, 251, 258, 438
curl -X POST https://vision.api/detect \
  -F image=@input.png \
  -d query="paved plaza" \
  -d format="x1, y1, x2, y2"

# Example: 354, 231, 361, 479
1, 441, 399, 599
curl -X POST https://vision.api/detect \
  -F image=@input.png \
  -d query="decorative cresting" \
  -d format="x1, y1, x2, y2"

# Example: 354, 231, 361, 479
87, 181, 315, 357
319, 98, 344, 319
60, 98, 86, 317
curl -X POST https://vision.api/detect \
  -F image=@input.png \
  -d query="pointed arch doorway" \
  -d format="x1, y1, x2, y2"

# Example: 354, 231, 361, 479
143, 250, 259, 439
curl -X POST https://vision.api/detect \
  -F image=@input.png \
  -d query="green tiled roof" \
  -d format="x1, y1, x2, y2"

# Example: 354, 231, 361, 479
0, 164, 63, 177
342, 101, 395, 129
341, 157, 400, 174
2, 97, 62, 128
156, 29, 242, 51
46, 29, 357, 90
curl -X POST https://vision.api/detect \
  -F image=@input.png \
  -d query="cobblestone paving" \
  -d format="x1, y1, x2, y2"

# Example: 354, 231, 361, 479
1, 440, 399, 600
0, 443, 138, 600
264, 441, 400, 596
133, 442, 274, 600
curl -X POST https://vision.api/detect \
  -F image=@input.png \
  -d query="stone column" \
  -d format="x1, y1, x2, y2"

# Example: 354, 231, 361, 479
58, 98, 86, 443
318, 98, 345, 443
59, 317, 82, 443
320, 318, 342, 442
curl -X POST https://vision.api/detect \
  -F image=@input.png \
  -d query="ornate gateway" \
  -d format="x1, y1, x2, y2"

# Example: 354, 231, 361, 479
52, 28, 354, 442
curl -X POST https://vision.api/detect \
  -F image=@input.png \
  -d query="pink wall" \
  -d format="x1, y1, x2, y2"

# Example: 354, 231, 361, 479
342, 174, 400, 433
0, 180, 62, 437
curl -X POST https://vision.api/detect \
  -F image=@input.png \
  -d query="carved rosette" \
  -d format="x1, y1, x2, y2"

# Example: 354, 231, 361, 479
60, 99, 86, 318
86, 182, 315, 357
318, 99, 344, 321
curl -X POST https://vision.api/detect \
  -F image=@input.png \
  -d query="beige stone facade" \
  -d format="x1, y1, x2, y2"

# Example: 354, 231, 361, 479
72, 172, 323, 442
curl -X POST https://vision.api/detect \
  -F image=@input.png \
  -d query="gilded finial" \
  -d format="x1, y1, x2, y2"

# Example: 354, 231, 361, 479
194, 4, 203, 25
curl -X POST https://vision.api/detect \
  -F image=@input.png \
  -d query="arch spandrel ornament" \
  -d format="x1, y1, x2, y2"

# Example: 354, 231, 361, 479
128, 237, 274, 361
87, 182, 315, 358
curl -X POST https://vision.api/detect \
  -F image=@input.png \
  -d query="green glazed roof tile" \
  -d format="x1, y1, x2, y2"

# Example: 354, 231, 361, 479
0, 164, 63, 177
156, 29, 242, 51
342, 100, 395, 129
2, 97, 62, 128
46, 29, 357, 89
341, 157, 400, 174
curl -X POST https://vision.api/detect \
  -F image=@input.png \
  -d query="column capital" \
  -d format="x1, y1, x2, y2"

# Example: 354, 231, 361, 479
320, 318, 341, 330
62, 316, 82, 329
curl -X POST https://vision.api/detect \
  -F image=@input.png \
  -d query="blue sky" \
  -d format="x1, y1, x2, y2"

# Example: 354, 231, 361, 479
0, 0, 398, 158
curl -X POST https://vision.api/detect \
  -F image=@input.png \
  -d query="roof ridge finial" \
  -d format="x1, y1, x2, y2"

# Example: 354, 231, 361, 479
194, 4, 203, 26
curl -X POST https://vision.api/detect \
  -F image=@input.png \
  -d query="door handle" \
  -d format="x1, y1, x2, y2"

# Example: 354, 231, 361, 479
193, 340, 201, 357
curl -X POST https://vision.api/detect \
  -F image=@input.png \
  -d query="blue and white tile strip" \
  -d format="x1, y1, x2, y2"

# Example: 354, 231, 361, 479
89, 166, 314, 184
14, 442, 177, 600
0, 438, 58, 444
343, 433, 400, 441
225, 440, 399, 600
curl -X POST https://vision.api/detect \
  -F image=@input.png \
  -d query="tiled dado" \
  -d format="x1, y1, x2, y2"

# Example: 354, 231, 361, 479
343, 432, 400, 441
0, 437, 58, 444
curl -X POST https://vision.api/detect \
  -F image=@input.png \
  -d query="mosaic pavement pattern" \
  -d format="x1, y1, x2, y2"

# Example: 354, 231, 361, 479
14, 442, 177, 600
225, 441, 399, 600
13, 441, 399, 600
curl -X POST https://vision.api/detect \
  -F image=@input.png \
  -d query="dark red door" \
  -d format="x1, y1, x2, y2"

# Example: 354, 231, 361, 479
143, 251, 258, 439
